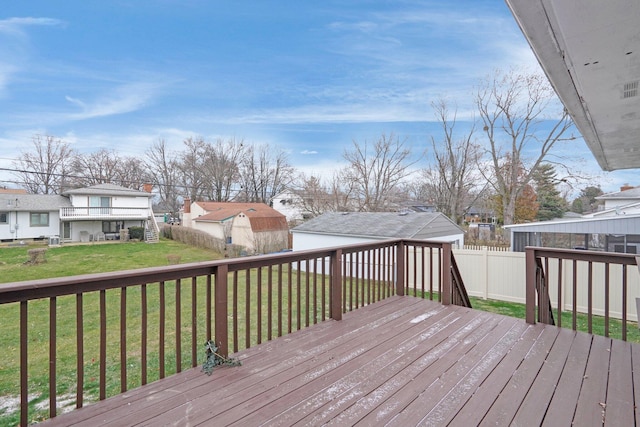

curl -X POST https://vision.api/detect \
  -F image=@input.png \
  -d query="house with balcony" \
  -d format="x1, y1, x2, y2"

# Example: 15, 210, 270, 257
182, 200, 289, 254
0, 183, 158, 243
61, 183, 157, 242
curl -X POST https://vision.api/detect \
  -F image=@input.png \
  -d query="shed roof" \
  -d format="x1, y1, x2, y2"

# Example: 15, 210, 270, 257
292, 212, 463, 240
504, 214, 640, 235
63, 183, 152, 197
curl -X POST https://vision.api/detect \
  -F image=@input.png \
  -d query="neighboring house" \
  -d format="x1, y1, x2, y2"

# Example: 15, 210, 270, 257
505, 185, 640, 253
182, 200, 289, 254
587, 184, 640, 216
291, 211, 465, 251
271, 192, 308, 224
0, 183, 158, 243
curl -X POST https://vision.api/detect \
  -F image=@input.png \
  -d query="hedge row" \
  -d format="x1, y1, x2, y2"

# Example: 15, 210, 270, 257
160, 225, 243, 257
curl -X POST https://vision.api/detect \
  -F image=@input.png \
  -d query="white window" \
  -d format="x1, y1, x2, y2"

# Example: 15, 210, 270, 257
30, 212, 49, 227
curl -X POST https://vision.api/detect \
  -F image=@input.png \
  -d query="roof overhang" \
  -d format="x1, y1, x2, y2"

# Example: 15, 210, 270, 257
505, 0, 640, 171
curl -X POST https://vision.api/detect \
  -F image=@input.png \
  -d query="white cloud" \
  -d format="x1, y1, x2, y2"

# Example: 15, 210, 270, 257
66, 82, 158, 120
0, 17, 64, 36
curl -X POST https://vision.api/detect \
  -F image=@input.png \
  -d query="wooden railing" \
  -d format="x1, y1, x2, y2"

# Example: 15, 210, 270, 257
525, 247, 640, 340
0, 239, 467, 426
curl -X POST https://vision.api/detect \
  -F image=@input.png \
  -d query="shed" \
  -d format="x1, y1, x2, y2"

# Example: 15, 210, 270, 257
292, 211, 464, 251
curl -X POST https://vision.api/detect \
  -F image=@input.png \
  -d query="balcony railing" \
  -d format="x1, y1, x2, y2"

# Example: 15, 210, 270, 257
0, 239, 467, 426
526, 247, 640, 340
59, 206, 152, 220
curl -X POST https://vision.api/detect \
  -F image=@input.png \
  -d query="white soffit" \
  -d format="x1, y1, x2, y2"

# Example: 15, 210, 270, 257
505, 0, 640, 171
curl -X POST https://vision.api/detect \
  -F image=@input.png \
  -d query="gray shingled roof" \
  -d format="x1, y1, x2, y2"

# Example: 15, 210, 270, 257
0, 194, 71, 211
63, 183, 152, 197
292, 212, 463, 240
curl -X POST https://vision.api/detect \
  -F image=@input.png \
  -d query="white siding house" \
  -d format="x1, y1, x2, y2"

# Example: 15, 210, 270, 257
0, 194, 70, 241
61, 184, 157, 242
0, 184, 157, 243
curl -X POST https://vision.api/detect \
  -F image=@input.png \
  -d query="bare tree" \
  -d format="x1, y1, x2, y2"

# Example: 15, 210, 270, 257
342, 133, 416, 212
475, 68, 573, 225
70, 149, 123, 187
424, 99, 481, 224
329, 170, 358, 212
239, 144, 294, 204
145, 139, 183, 213
201, 137, 245, 201
177, 137, 209, 201
12, 134, 76, 194
115, 156, 152, 190
290, 173, 336, 218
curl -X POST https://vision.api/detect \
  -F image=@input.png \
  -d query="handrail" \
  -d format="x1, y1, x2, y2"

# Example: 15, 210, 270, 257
534, 257, 555, 325
450, 252, 472, 308
0, 238, 468, 426
525, 246, 639, 340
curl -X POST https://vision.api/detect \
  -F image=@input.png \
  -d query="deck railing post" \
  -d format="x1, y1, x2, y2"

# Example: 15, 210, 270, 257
442, 243, 452, 305
330, 249, 343, 320
215, 264, 229, 357
396, 241, 405, 296
525, 247, 537, 324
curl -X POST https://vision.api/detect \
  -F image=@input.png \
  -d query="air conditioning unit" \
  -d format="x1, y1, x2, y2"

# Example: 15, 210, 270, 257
48, 235, 61, 246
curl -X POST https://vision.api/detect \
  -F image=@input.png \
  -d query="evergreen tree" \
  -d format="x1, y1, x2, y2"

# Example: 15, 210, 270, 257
533, 164, 566, 221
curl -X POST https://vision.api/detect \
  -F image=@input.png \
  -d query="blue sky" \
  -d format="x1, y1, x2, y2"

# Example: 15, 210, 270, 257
0, 1, 637, 195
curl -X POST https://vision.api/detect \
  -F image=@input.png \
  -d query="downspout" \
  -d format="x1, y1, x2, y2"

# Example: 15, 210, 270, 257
14, 211, 18, 240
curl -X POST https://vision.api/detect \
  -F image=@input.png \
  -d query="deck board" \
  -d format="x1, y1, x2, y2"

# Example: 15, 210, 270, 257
572, 334, 612, 426
542, 331, 592, 425
38, 296, 640, 427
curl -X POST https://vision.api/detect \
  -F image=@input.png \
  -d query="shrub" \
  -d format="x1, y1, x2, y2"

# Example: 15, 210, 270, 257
128, 226, 145, 240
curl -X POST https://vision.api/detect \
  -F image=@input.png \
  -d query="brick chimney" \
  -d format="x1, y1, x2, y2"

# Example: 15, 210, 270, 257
620, 183, 634, 192
143, 183, 153, 193
182, 198, 191, 227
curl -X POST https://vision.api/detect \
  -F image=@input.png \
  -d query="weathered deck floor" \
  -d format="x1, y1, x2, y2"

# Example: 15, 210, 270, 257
40, 296, 640, 426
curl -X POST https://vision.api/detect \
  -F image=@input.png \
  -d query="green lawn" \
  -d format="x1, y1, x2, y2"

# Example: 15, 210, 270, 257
469, 295, 640, 343
0, 239, 222, 284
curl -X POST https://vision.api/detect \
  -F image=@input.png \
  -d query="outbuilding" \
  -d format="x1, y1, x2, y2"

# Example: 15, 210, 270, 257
292, 211, 464, 251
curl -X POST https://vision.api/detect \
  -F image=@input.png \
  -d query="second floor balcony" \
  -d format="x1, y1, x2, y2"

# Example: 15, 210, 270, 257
59, 206, 153, 221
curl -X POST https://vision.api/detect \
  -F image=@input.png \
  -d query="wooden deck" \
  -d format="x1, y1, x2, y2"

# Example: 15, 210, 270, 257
39, 296, 640, 426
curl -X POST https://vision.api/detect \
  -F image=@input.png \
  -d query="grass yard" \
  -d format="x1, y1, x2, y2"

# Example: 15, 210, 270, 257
469, 295, 640, 343
0, 239, 222, 284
